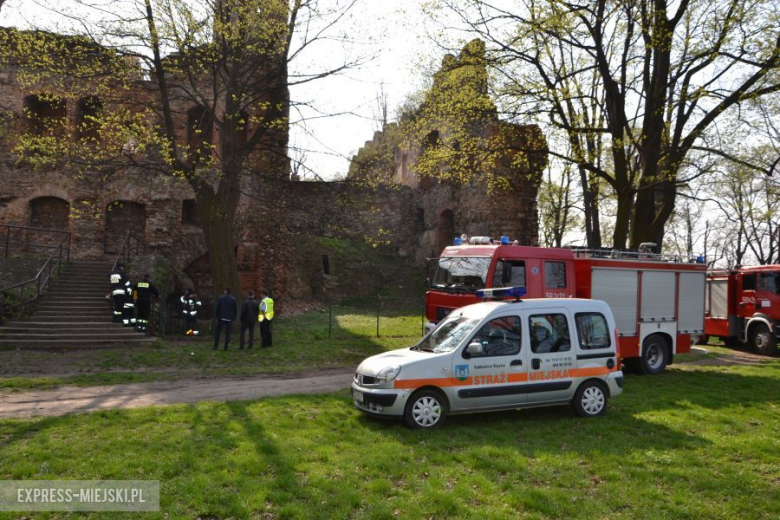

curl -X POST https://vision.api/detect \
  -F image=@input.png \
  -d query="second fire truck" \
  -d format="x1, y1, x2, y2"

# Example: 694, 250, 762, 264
704, 266, 780, 355
426, 236, 707, 375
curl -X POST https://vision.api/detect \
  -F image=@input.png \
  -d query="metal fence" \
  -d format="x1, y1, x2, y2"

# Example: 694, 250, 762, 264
153, 295, 427, 340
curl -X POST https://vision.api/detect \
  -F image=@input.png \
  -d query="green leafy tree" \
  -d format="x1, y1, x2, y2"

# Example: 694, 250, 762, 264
1, 0, 361, 294
427, 0, 780, 250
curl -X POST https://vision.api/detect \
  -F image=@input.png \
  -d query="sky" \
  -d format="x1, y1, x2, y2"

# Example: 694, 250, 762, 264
0, 0, 438, 180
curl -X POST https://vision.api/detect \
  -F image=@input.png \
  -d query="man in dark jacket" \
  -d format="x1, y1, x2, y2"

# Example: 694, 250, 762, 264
213, 287, 238, 351
239, 290, 260, 349
134, 273, 160, 333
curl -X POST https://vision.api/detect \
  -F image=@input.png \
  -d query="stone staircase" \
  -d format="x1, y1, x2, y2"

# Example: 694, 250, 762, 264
0, 261, 156, 347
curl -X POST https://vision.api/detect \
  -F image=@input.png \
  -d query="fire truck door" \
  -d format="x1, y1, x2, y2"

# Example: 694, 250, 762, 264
526, 310, 577, 404
739, 273, 757, 317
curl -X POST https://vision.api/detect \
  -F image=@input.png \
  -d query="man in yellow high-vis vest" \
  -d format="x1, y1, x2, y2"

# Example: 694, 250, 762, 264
258, 289, 274, 347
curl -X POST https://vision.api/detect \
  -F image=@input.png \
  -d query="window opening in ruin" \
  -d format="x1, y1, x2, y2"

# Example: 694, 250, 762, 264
104, 201, 146, 254
24, 94, 66, 136
76, 97, 102, 142
436, 209, 455, 254
187, 105, 211, 159
322, 254, 330, 275
416, 207, 425, 231
182, 199, 199, 225
236, 110, 249, 148
422, 130, 440, 151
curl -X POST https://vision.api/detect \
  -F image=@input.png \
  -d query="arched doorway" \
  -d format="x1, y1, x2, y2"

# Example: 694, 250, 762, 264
436, 209, 455, 255
104, 201, 145, 253
29, 196, 70, 230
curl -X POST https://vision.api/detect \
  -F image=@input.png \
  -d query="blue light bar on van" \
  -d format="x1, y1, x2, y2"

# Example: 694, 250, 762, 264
454, 237, 462, 245
500, 236, 509, 245
476, 286, 527, 300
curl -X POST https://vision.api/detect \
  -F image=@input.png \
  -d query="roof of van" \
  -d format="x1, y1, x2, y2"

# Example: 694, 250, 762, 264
451, 298, 611, 319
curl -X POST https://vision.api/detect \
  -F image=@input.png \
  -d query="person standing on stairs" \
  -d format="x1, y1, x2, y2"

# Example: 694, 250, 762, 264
109, 263, 131, 324
122, 272, 136, 327
134, 274, 160, 333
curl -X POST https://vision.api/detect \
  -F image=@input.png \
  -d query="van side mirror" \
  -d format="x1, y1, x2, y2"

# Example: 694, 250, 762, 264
466, 342, 483, 356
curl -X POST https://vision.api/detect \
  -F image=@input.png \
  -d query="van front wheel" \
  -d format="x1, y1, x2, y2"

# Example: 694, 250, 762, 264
573, 381, 608, 417
404, 389, 448, 429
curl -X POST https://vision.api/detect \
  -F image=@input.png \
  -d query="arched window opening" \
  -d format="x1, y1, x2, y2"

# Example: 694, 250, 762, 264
29, 196, 70, 230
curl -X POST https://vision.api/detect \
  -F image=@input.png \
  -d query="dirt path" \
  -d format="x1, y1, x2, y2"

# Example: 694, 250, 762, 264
0, 370, 354, 419
680, 347, 771, 366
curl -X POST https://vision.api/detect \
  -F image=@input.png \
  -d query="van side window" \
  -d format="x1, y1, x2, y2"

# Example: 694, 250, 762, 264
575, 313, 611, 350
544, 262, 566, 289
529, 314, 571, 353
492, 260, 526, 288
469, 316, 522, 357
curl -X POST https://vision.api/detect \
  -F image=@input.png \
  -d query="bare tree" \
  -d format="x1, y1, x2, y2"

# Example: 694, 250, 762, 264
428, 0, 780, 249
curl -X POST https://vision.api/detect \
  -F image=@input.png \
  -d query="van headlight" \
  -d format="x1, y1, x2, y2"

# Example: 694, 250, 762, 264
375, 365, 401, 383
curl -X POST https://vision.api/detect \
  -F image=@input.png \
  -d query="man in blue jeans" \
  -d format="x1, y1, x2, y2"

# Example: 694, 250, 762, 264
213, 287, 238, 351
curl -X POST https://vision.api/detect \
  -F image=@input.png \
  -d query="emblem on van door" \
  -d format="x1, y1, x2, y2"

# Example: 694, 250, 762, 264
455, 365, 470, 381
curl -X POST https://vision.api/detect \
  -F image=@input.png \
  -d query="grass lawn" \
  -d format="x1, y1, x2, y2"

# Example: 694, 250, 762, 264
0, 359, 778, 519
0, 306, 423, 392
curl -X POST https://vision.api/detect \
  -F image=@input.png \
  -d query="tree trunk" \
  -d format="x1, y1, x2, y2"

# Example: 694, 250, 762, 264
196, 178, 241, 304
613, 187, 634, 250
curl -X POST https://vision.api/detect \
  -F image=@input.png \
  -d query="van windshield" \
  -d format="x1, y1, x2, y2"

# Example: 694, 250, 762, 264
413, 316, 480, 353
432, 257, 491, 292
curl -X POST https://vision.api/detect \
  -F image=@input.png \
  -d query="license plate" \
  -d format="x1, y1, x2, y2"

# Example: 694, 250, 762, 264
353, 389, 364, 403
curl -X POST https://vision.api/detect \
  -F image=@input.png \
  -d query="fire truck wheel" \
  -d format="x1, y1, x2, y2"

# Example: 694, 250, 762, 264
640, 335, 669, 375
404, 389, 448, 430
750, 323, 778, 356
572, 380, 608, 417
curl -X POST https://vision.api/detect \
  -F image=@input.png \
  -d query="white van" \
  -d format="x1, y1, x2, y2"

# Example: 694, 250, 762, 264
352, 297, 624, 429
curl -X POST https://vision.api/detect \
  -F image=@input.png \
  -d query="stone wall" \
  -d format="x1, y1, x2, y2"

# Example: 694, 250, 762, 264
0, 34, 547, 309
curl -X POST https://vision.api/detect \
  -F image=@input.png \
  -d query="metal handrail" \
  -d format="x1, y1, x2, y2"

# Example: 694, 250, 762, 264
0, 230, 71, 321
110, 232, 148, 273
3, 224, 71, 259
110, 232, 157, 334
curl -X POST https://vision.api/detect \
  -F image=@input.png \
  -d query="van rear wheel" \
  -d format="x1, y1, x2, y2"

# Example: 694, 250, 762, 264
640, 335, 669, 375
572, 381, 608, 417
404, 389, 448, 429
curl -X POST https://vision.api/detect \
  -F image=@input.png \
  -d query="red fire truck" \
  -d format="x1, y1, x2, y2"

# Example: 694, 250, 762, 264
704, 266, 780, 355
426, 236, 707, 374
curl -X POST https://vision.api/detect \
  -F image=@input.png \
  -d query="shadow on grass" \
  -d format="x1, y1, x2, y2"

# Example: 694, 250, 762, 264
353, 365, 780, 458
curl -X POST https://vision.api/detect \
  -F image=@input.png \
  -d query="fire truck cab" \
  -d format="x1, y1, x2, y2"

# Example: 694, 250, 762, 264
704, 266, 780, 356
426, 236, 707, 375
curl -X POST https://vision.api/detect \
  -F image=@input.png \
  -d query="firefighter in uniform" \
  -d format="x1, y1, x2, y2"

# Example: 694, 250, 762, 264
258, 289, 274, 347
122, 274, 136, 327
109, 264, 131, 323
134, 274, 160, 333
180, 289, 202, 336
